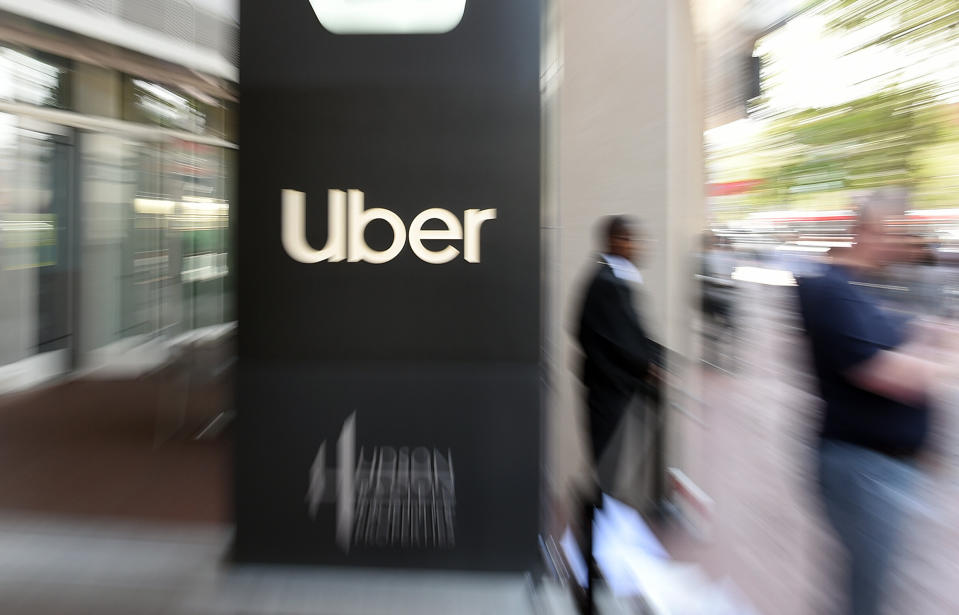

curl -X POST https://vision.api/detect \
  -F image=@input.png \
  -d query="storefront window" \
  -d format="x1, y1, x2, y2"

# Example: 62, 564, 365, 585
0, 114, 73, 365
123, 138, 231, 340
123, 76, 235, 140
0, 47, 70, 109
0, 54, 235, 371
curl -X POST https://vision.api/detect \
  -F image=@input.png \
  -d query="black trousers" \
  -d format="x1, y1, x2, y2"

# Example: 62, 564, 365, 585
579, 387, 631, 615
587, 387, 632, 464
580, 382, 663, 615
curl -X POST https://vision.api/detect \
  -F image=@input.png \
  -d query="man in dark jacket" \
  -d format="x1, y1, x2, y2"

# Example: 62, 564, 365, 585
578, 215, 661, 463
573, 215, 662, 615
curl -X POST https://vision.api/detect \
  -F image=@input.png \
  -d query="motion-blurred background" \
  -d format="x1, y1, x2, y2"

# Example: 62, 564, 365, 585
0, 1, 957, 614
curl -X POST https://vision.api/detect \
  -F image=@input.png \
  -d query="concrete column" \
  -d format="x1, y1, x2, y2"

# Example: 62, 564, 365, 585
73, 63, 122, 119
78, 133, 130, 357
544, 0, 705, 519
73, 64, 130, 360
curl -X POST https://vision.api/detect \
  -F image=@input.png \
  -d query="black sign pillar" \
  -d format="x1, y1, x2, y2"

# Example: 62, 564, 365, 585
235, 0, 542, 571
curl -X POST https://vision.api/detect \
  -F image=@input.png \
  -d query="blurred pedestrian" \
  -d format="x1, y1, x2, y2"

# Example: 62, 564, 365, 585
698, 232, 737, 369
578, 216, 662, 470
796, 198, 948, 615
911, 239, 946, 316
573, 215, 662, 614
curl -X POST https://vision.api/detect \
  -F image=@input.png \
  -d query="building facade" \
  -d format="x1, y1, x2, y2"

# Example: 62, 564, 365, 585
0, 1, 237, 390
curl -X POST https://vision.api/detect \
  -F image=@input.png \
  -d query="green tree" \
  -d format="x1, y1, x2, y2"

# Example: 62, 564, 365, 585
817, 0, 959, 48
708, 1, 959, 215
764, 83, 943, 192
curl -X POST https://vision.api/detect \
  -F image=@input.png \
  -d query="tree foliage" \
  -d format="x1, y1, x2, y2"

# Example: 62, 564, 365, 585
709, 1, 959, 217
818, 0, 959, 48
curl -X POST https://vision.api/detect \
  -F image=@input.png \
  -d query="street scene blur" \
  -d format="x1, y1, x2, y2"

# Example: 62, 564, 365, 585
0, 0, 957, 614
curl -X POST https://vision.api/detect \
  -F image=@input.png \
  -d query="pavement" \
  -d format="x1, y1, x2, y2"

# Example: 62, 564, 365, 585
658, 279, 959, 615
0, 277, 957, 613
0, 374, 230, 523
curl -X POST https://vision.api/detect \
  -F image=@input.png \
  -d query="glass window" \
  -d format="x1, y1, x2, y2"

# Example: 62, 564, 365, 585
0, 115, 73, 366
122, 76, 235, 140
0, 47, 71, 109
123, 139, 230, 341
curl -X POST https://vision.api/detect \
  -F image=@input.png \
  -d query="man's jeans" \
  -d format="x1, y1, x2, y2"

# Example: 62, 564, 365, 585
818, 440, 920, 615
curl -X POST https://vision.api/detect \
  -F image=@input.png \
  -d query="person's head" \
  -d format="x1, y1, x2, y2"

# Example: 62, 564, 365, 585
850, 189, 907, 268
602, 215, 645, 264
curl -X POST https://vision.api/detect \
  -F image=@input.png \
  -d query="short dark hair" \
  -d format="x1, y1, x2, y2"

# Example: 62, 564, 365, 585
603, 215, 638, 247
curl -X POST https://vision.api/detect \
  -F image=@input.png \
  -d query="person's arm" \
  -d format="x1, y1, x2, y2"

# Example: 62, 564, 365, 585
848, 313, 959, 405
845, 346, 942, 406
806, 285, 948, 406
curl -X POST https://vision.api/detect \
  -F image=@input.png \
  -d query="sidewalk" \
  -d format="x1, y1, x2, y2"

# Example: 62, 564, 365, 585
0, 512, 545, 615
660, 281, 959, 615
0, 375, 229, 523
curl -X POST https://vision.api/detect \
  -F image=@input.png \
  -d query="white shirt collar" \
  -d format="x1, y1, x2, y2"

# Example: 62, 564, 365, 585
602, 254, 644, 285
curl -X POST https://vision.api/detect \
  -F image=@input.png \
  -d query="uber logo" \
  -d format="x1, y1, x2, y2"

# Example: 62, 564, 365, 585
308, 0, 467, 35
282, 189, 497, 264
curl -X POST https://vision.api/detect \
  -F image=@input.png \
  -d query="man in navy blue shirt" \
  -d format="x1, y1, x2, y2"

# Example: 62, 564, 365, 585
797, 199, 948, 615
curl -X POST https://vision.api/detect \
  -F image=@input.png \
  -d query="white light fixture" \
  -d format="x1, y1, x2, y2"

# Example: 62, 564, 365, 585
181, 199, 229, 215
309, 0, 467, 34
134, 198, 176, 215
732, 266, 797, 287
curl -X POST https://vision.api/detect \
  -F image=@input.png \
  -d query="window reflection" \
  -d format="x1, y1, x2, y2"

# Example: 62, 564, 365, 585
132, 79, 207, 134
0, 47, 68, 108
125, 139, 232, 340
0, 53, 235, 374
0, 115, 71, 365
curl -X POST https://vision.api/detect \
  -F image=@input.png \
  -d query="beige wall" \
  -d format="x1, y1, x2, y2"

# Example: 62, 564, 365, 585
73, 63, 122, 119
543, 0, 705, 521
